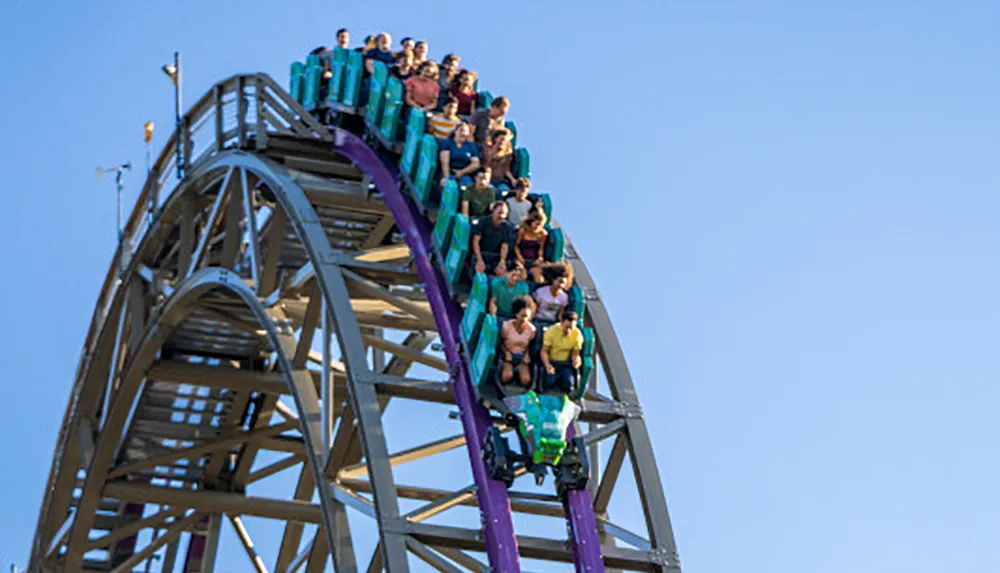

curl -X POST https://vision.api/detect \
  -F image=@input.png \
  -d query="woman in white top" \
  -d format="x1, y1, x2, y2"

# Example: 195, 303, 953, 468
532, 274, 569, 324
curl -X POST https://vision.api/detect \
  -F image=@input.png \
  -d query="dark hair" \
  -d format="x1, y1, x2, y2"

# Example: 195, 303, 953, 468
401, 36, 413, 44
478, 165, 493, 174
492, 96, 510, 110
489, 200, 507, 213
443, 96, 460, 108
415, 40, 428, 48
442, 53, 459, 65
560, 310, 579, 323
515, 177, 531, 191
310, 46, 328, 55
337, 28, 349, 36
511, 297, 532, 316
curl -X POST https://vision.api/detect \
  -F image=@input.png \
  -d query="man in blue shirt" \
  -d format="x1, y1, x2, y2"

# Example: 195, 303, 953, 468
438, 123, 480, 189
365, 32, 395, 73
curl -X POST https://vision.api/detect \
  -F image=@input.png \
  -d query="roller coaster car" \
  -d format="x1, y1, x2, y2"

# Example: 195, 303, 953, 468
481, 387, 589, 494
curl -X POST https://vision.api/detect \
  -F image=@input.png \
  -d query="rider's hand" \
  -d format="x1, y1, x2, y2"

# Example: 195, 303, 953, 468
546, 364, 555, 375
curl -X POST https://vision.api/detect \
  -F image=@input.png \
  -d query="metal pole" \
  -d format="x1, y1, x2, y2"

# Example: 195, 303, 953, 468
174, 51, 183, 180
321, 299, 333, 452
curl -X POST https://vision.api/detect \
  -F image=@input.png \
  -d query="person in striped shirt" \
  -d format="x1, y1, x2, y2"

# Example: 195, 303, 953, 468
427, 97, 462, 139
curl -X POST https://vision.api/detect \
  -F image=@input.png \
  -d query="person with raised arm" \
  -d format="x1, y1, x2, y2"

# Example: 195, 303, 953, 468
499, 297, 537, 387
471, 201, 515, 277
438, 123, 480, 188
540, 310, 583, 394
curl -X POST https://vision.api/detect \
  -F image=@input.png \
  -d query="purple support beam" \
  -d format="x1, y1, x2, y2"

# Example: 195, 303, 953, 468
331, 129, 522, 572
565, 425, 606, 572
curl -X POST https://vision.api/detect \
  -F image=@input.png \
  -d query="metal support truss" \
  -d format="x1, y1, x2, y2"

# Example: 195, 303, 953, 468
29, 73, 681, 573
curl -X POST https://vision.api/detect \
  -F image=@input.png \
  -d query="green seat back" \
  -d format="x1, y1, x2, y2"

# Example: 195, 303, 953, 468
568, 285, 586, 325
432, 179, 459, 253
328, 47, 348, 103
513, 148, 531, 179
582, 327, 595, 357
365, 61, 389, 126
444, 215, 471, 288
380, 77, 404, 143
342, 50, 364, 106
471, 314, 499, 387
400, 109, 426, 177
505, 121, 518, 148
461, 298, 486, 354
478, 90, 494, 110
413, 134, 439, 205
302, 60, 323, 108
290, 62, 305, 103
538, 193, 552, 222
577, 356, 594, 401
470, 272, 489, 307
546, 228, 565, 262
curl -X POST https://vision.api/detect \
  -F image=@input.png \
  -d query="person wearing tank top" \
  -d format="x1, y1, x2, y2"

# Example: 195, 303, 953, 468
499, 298, 537, 387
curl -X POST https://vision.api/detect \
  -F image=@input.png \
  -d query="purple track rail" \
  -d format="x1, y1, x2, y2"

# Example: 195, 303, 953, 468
332, 128, 607, 573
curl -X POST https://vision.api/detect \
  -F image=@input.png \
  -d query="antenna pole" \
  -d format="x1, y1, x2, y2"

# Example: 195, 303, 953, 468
173, 51, 183, 180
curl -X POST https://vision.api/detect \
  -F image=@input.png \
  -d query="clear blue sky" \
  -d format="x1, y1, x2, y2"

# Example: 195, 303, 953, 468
1, 0, 999, 571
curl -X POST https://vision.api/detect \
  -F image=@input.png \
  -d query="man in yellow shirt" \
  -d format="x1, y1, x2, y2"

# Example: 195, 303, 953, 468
540, 310, 583, 394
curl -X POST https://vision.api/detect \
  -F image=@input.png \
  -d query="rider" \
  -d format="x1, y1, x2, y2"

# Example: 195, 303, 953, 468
489, 261, 530, 319
471, 201, 514, 277
540, 310, 583, 394
499, 298, 536, 387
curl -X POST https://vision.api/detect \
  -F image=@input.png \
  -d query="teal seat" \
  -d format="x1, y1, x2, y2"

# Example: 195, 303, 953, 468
461, 295, 487, 353
413, 134, 439, 205
577, 327, 596, 400
471, 314, 499, 387
568, 285, 586, 325
303, 54, 322, 106
582, 327, 595, 357
290, 62, 305, 103
328, 47, 348, 103
432, 179, 459, 253
400, 109, 426, 177
505, 121, 517, 147
546, 228, 565, 262
380, 77, 404, 144
513, 148, 531, 179
470, 272, 489, 307
578, 356, 594, 400
538, 193, 553, 222
444, 214, 471, 289
342, 50, 363, 106
365, 61, 389, 126
478, 91, 494, 109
